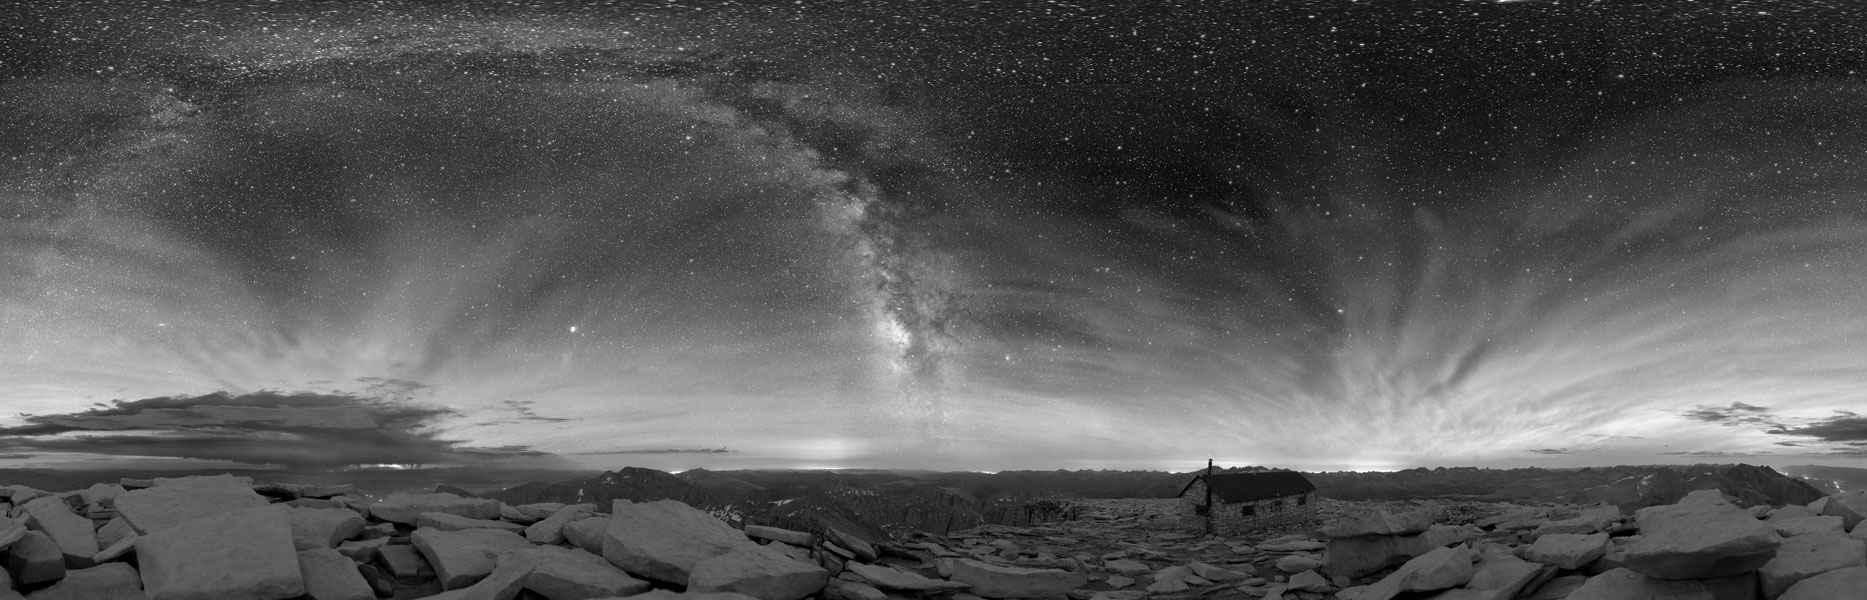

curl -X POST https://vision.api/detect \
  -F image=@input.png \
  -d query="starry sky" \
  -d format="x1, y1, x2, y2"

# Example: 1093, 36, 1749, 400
5, 0, 1867, 473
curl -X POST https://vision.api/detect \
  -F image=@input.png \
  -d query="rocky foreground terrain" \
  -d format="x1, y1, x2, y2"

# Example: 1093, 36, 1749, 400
0, 474, 1864, 600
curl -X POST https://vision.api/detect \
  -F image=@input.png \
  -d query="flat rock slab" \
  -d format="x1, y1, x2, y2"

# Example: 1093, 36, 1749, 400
564, 517, 608, 554
22, 496, 99, 567
290, 507, 367, 551
134, 503, 304, 600
1355, 544, 1477, 600
603, 499, 755, 585
114, 486, 270, 535
1564, 567, 1755, 600
506, 546, 652, 600
689, 547, 830, 600
296, 548, 374, 600
1323, 525, 1475, 578
1780, 565, 1867, 600
418, 551, 533, 600
1772, 516, 1845, 538
1624, 491, 1782, 580
77, 484, 126, 509
368, 494, 499, 525
376, 545, 433, 579
745, 526, 813, 548
418, 512, 526, 533
846, 561, 969, 591
525, 504, 596, 545
1524, 533, 1609, 570
95, 518, 135, 550
628, 591, 762, 600
23, 562, 146, 600
948, 559, 1087, 599
411, 527, 534, 590
1758, 532, 1866, 599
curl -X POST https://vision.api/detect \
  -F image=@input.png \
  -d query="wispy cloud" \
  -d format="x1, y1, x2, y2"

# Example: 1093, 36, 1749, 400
0, 386, 553, 467
1527, 448, 1573, 455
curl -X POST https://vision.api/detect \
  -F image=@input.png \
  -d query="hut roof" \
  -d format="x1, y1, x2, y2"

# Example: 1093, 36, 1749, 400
1178, 471, 1316, 503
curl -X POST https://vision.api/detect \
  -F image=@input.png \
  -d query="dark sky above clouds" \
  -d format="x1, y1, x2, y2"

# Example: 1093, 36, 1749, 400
5, 1, 1867, 472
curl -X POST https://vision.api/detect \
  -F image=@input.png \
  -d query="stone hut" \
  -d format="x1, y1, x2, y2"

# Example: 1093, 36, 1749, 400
1178, 471, 1318, 534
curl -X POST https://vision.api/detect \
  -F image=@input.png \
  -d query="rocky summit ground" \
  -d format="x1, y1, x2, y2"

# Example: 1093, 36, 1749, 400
0, 475, 1864, 600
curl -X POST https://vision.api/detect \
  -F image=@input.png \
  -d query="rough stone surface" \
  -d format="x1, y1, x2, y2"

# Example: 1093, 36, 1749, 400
335, 537, 387, 562
626, 591, 762, 600
91, 534, 136, 565
1322, 507, 1435, 538
601, 499, 755, 585
296, 548, 373, 600
1276, 554, 1323, 573
21, 496, 98, 567
1323, 525, 1475, 578
1189, 561, 1253, 581
744, 526, 813, 548
133, 503, 303, 600
368, 494, 500, 525
1525, 533, 1610, 570
23, 562, 145, 600
1465, 548, 1548, 600
95, 518, 134, 550
846, 562, 969, 591
689, 546, 830, 600
1624, 490, 1782, 580
1356, 545, 1477, 600
1564, 568, 1757, 600
1758, 532, 1866, 599
411, 527, 534, 590
1101, 559, 1150, 576
113, 485, 270, 535
1779, 565, 1867, 600
419, 551, 533, 600
826, 578, 887, 600
504, 546, 651, 600
377, 545, 432, 579
562, 517, 607, 554
948, 559, 1087, 599
1820, 491, 1867, 532
77, 484, 127, 509
1766, 506, 1818, 523
290, 507, 367, 551
1772, 516, 1845, 538
7, 531, 65, 586
418, 512, 526, 533
525, 504, 596, 545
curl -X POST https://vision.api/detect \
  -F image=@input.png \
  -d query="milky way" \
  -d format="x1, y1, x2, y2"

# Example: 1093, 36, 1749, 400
4, 1, 1867, 471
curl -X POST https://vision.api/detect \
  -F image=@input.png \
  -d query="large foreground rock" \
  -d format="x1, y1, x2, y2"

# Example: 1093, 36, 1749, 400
949, 559, 1087, 599
689, 546, 829, 600
504, 546, 652, 600
1820, 491, 1867, 531
24, 562, 146, 600
525, 504, 596, 545
21, 496, 98, 567
1353, 544, 1477, 600
1624, 490, 1782, 580
411, 527, 535, 590
564, 517, 608, 554
1565, 568, 1756, 600
1779, 565, 1867, 600
1525, 533, 1609, 570
289, 507, 367, 551
1757, 532, 1866, 599
1463, 547, 1550, 600
134, 503, 303, 600
7, 531, 65, 586
368, 494, 499, 525
1324, 525, 1475, 578
296, 548, 373, 600
602, 499, 754, 585
114, 485, 270, 534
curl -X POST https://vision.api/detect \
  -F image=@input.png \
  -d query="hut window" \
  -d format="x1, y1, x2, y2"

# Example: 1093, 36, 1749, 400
1195, 504, 1209, 516
1297, 495, 1308, 506
1240, 505, 1256, 517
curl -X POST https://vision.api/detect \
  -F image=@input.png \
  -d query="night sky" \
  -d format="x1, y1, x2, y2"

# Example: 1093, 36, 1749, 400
5, 0, 1867, 472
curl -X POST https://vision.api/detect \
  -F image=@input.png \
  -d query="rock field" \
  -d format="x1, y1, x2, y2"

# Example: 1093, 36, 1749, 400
0, 475, 1863, 600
